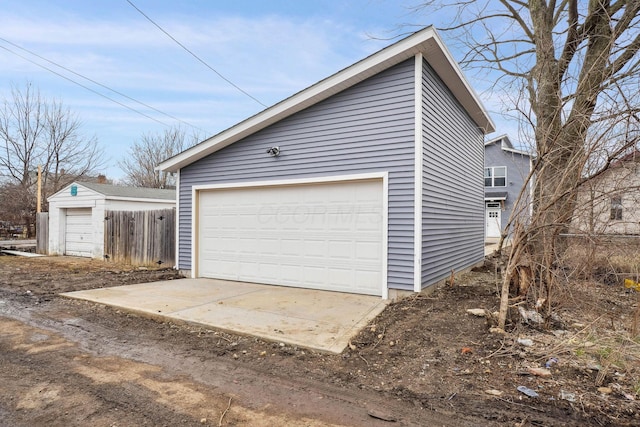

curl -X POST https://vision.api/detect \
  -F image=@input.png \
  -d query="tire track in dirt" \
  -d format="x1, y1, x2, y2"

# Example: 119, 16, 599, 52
0, 296, 461, 427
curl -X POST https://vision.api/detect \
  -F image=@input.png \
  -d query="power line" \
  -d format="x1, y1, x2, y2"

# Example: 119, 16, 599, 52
0, 36, 207, 133
125, 0, 267, 108
0, 43, 173, 128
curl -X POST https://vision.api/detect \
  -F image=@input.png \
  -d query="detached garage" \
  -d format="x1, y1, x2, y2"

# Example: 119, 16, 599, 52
157, 27, 495, 298
48, 182, 175, 259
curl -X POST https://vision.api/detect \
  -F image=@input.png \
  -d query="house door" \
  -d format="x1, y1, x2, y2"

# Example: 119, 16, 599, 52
485, 203, 502, 238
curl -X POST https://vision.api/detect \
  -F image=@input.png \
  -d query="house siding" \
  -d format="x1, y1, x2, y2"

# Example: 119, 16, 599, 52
179, 59, 416, 290
572, 163, 640, 235
421, 59, 484, 286
484, 142, 531, 230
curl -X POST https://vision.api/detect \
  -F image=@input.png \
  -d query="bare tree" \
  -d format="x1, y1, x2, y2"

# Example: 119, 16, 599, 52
42, 99, 102, 198
0, 82, 105, 236
413, 1, 640, 328
0, 83, 45, 188
119, 127, 199, 188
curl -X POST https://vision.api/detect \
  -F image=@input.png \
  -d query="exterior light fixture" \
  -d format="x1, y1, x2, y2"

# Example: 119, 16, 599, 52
266, 146, 280, 157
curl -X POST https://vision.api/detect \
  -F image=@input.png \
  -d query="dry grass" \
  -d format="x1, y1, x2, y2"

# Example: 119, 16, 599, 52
562, 236, 640, 283
488, 237, 640, 400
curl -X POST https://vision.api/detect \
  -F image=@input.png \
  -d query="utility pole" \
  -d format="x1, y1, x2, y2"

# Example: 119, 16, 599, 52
36, 165, 42, 213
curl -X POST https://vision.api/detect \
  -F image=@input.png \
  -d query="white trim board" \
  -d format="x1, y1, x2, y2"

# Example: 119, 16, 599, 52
413, 53, 423, 293
174, 170, 180, 270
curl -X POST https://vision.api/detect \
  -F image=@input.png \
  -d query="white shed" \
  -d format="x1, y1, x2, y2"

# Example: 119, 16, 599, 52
47, 182, 175, 258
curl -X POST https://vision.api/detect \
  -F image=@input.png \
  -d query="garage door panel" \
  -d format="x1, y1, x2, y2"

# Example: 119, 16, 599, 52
303, 239, 325, 257
217, 261, 239, 278
329, 269, 353, 285
356, 241, 382, 260
280, 264, 302, 279
198, 179, 383, 295
328, 240, 353, 259
280, 239, 301, 256
257, 263, 279, 280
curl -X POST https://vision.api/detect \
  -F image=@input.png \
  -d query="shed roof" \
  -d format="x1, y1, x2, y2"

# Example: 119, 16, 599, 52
78, 182, 175, 200
47, 181, 176, 202
157, 26, 495, 173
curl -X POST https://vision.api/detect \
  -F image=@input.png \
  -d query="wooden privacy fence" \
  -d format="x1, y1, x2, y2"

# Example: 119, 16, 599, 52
36, 212, 49, 254
104, 209, 175, 267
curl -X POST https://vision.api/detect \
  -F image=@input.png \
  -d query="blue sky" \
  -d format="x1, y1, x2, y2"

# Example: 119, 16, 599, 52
0, 0, 512, 180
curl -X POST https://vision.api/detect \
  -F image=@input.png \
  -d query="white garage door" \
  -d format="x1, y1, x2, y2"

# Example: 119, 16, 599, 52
197, 179, 384, 295
65, 208, 93, 257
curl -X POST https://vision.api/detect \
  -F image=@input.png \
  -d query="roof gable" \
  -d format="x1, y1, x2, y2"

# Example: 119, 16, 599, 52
485, 134, 513, 149
485, 134, 531, 157
157, 26, 495, 173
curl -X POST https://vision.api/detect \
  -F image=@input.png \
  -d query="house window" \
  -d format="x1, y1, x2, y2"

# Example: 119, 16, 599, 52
485, 166, 506, 187
610, 196, 623, 220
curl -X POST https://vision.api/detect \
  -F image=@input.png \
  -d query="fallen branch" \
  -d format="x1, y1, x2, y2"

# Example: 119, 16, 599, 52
485, 340, 507, 359
371, 326, 386, 350
495, 396, 544, 412
218, 334, 233, 343
358, 353, 369, 366
218, 396, 232, 426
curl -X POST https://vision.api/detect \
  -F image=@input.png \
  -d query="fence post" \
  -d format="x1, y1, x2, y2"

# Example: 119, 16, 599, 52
36, 212, 49, 254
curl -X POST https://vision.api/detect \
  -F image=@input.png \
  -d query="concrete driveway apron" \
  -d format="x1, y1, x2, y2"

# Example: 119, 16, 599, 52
62, 278, 389, 354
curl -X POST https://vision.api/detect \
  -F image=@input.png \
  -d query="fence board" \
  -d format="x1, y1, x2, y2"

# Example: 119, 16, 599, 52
36, 212, 49, 254
104, 209, 175, 266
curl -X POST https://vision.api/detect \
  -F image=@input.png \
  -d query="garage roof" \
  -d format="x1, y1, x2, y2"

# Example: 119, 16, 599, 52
156, 26, 495, 173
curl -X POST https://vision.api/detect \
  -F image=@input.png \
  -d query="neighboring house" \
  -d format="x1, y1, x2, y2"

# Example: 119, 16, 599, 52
572, 151, 640, 235
484, 135, 532, 239
47, 182, 175, 259
157, 27, 495, 298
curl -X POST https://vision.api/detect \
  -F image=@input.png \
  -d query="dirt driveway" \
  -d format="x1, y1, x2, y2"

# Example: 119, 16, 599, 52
1, 255, 638, 426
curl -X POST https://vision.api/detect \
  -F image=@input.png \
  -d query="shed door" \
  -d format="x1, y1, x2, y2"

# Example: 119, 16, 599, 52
197, 179, 384, 295
65, 208, 93, 257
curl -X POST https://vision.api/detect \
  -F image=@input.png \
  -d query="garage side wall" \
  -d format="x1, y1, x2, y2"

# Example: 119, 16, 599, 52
421, 59, 485, 287
180, 59, 416, 291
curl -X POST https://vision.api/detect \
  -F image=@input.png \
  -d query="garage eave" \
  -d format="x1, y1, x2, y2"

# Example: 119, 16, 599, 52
156, 26, 494, 173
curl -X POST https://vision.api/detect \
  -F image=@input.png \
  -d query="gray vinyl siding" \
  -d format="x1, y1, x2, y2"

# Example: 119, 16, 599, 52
421, 59, 484, 286
179, 59, 416, 291
484, 142, 531, 230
